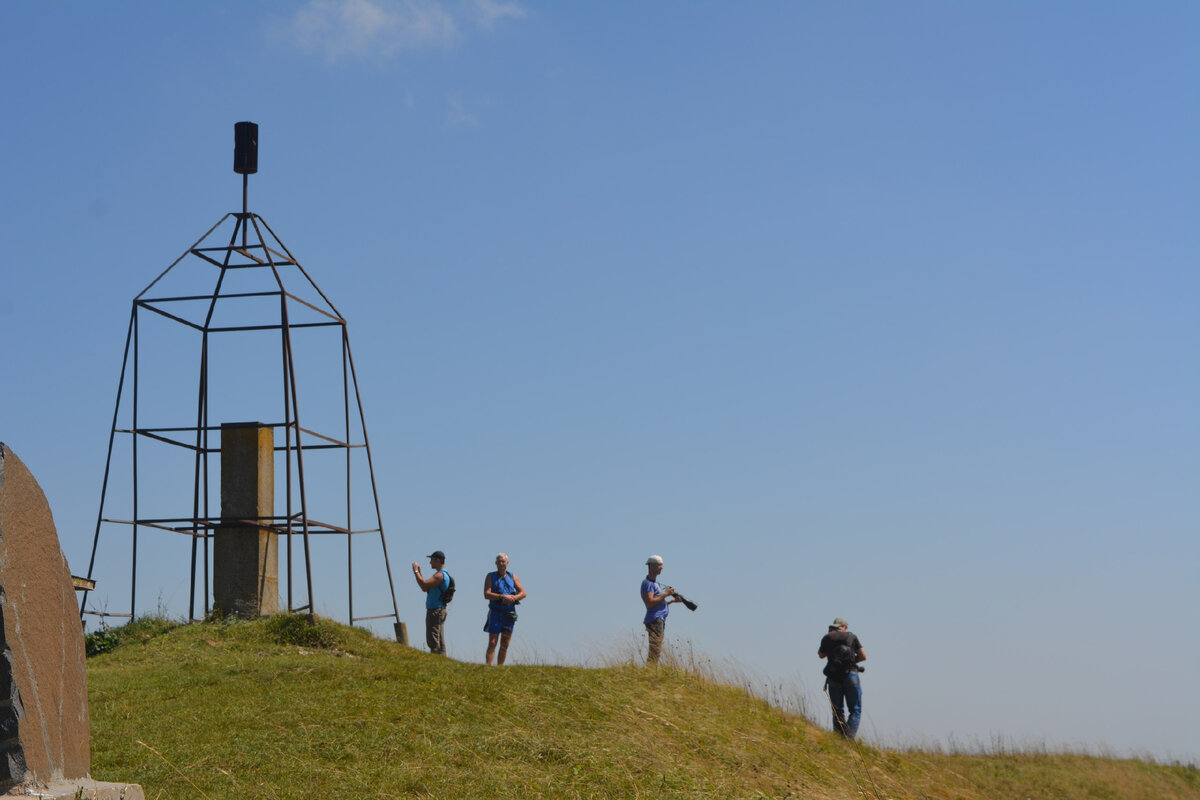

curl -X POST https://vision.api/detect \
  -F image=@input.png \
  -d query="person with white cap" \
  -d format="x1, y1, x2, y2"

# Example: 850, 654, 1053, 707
640, 554, 679, 665
818, 616, 866, 738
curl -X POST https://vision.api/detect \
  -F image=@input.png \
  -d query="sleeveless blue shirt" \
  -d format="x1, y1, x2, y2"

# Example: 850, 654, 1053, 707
488, 571, 517, 612
426, 571, 450, 610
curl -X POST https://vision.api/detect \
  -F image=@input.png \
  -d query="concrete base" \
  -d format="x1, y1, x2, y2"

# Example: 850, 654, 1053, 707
3, 778, 144, 799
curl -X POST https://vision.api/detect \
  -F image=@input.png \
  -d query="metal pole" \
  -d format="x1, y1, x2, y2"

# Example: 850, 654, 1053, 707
81, 305, 136, 618
344, 327, 353, 626
193, 216, 239, 619
253, 215, 315, 616
280, 295, 316, 617
189, 317, 211, 622
282, 276, 294, 612
188, 334, 204, 621
131, 307, 140, 619
345, 339, 402, 625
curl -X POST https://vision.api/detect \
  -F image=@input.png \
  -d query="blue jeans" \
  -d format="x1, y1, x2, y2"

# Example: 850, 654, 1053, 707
827, 672, 862, 739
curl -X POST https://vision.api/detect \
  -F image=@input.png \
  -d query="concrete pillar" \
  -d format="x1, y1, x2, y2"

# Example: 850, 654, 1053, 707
214, 423, 278, 618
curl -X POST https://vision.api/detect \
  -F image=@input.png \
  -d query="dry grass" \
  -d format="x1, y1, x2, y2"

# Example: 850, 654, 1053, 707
87, 616, 1200, 799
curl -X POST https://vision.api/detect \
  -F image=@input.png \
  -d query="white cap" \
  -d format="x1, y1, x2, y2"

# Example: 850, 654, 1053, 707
645, 554, 663, 565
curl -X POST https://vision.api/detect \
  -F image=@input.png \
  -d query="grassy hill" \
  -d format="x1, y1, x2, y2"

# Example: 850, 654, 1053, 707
85, 615, 1198, 799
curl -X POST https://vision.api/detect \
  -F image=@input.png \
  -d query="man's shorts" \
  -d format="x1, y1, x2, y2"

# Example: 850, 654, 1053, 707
484, 608, 516, 635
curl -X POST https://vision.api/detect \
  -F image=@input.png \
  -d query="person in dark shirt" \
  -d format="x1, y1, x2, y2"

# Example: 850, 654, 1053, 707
818, 616, 866, 739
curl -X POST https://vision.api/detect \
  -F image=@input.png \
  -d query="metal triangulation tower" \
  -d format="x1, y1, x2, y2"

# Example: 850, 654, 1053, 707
80, 122, 403, 639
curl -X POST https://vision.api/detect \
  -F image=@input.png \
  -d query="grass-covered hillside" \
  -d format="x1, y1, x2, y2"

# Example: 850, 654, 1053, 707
86, 615, 1198, 799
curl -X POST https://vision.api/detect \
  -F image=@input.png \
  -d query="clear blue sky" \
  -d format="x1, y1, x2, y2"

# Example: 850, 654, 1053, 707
2, 1, 1197, 762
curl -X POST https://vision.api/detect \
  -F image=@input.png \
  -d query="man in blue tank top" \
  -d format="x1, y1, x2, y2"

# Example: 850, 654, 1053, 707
412, 550, 450, 655
641, 554, 679, 665
483, 552, 526, 665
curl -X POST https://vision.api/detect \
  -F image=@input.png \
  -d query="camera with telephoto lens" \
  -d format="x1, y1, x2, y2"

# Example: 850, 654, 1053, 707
672, 590, 698, 611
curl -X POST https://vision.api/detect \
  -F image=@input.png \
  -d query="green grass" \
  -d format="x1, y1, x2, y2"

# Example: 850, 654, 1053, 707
87, 615, 1200, 800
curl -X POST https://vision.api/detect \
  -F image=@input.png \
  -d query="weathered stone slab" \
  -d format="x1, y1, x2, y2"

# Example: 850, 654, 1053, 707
0, 444, 89, 788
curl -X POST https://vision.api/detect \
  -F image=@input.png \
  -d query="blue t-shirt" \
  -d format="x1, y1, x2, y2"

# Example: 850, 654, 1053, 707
426, 570, 450, 610
641, 577, 668, 624
488, 571, 517, 612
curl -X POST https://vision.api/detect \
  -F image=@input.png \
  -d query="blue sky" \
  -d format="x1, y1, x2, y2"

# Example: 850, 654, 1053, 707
2, 1, 1197, 762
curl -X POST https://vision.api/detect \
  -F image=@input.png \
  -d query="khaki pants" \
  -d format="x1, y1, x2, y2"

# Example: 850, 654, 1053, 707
425, 606, 447, 654
645, 618, 666, 664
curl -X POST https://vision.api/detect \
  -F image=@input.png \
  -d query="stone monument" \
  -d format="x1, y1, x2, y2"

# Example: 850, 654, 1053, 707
213, 423, 278, 619
0, 443, 142, 799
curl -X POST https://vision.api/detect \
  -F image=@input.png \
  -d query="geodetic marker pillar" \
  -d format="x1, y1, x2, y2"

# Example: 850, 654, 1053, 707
214, 423, 278, 618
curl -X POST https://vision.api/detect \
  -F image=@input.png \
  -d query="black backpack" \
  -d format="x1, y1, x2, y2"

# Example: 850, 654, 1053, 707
822, 631, 857, 680
823, 642, 855, 678
440, 571, 455, 603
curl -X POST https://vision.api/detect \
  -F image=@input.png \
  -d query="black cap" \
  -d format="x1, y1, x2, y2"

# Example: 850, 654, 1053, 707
426, 550, 446, 561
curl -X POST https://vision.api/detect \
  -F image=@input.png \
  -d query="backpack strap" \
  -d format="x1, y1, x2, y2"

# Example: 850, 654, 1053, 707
489, 571, 515, 609
491, 571, 514, 592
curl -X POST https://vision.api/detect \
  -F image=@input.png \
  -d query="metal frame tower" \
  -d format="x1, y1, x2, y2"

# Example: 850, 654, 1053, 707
79, 123, 403, 638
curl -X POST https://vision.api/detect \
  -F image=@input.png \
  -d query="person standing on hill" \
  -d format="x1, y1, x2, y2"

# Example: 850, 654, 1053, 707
818, 616, 866, 739
412, 550, 451, 655
483, 552, 526, 665
641, 554, 679, 665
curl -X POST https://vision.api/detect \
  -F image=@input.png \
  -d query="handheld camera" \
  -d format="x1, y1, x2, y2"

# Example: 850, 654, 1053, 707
672, 590, 698, 611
